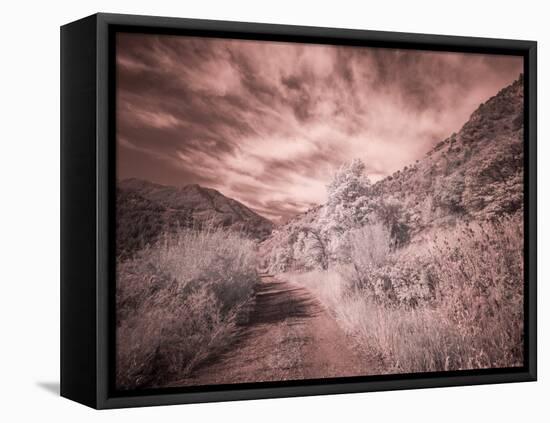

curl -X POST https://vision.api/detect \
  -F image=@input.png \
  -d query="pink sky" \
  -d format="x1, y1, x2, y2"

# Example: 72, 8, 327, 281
116, 33, 523, 222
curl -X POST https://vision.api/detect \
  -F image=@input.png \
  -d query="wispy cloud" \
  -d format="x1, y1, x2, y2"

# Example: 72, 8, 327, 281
116, 33, 523, 222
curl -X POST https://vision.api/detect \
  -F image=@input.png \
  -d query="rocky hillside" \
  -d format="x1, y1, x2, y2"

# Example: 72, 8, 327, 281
260, 75, 524, 271
371, 74, 524, 232
117, 179, 273, 258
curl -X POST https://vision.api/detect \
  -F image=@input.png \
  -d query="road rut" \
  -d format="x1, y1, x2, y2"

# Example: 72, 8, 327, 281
173, 275, 382, 386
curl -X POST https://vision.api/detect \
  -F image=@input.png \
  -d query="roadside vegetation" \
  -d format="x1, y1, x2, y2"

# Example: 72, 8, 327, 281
116, 225, 259, 389
272, 158, 524, 374
288, 213, 523, 373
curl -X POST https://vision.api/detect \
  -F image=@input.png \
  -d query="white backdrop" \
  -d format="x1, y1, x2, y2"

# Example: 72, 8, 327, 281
1, 0, 547, 421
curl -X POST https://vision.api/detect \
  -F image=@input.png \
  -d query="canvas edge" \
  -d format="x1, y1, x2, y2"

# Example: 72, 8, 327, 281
526, 41, 537, 382
60, 14, 99, 409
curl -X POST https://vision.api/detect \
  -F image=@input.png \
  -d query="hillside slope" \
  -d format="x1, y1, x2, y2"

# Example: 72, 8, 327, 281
260, 75, 524, 271
117, 179, 273, 257
372, 74, 524, 231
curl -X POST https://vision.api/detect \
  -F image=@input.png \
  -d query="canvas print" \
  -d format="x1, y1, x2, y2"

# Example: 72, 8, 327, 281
115, 33, 525, 391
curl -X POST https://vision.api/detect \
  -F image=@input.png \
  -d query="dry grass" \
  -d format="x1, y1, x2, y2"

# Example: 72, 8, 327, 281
116, 226, 259, 389
288, 214, 524, 374
348, 223, 391, 269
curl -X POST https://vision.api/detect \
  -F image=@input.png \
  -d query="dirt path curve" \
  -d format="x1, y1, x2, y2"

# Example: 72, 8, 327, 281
176, 275, 382, 386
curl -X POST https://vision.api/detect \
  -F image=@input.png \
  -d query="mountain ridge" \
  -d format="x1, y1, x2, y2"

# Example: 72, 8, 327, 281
117, 178, 273, 258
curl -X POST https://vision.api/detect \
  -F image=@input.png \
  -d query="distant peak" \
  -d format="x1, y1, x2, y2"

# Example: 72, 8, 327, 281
119, 177, 160, 188
184, 183, 213, 195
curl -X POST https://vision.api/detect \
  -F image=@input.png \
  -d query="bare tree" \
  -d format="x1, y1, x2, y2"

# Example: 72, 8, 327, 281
299, 226, 329, 270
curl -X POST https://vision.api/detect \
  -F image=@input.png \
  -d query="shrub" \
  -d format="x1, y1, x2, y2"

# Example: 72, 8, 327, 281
349, 223, 391, 272
427, 214, 524, 368
116, 226, 258, 389
319, 159, 373, 234
298, 226, 330, 270
290, 213, 524, 374
434, 172, 465, 213
375, 200, 411, 248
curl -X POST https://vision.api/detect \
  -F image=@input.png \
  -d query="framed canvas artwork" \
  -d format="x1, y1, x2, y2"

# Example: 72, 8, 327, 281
60, 13, 537, 408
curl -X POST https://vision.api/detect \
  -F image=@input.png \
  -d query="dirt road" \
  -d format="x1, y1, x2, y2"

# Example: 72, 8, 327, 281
175, 276, 383, 386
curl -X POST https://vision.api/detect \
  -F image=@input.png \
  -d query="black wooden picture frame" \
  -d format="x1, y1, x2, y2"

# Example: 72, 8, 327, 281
60, 12, 537, 409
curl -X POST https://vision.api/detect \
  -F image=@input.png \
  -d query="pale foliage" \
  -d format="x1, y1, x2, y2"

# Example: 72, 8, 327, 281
116, 226, 258, 389
297, 226, 329, 270
311, 159, 375, 265
320, 159, 373, 234
349, 223, 391, 270
289, 214, 524, 373
264, 159, 410, 272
